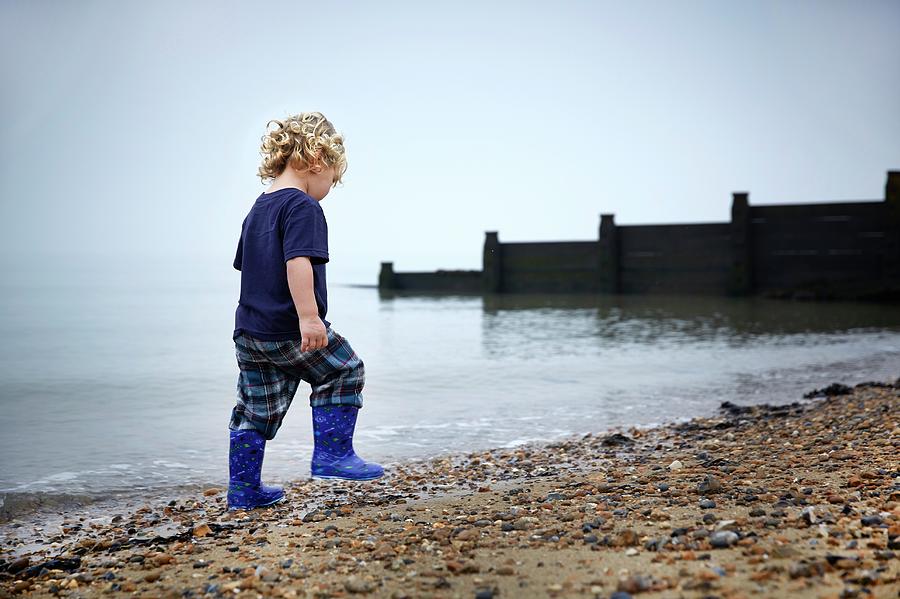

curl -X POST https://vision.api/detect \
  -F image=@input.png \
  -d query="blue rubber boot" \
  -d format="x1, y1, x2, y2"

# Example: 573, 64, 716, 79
311, 405, 384, 480
227, 428, 285, 510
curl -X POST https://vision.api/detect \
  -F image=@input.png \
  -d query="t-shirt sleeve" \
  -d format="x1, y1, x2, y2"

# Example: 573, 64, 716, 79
233, 216, 247, 271
233, 235, 243, 271
282, 199, 329, 264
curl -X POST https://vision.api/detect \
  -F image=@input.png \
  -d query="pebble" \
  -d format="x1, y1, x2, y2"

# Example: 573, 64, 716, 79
455, 528, 480, 541
617, 574, 652, 592
697, 474, 724, 494
714, 519, 738, 531
709, 530, 739, 548
513, 516, 539, 530
191, 523, 212, 537
7, 558, 29, 574
143, 570, 161, 583
344, 575, 375, 593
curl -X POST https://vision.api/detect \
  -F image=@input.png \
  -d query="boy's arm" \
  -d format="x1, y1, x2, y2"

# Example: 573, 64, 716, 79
286, 256, 328, 352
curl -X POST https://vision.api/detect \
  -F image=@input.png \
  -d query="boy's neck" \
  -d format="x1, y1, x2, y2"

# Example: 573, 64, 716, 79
267, 169, 311, 197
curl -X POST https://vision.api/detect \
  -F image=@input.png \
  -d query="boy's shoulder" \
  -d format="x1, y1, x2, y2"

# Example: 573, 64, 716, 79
275, 189, 325, 216
248, 190, 324, 224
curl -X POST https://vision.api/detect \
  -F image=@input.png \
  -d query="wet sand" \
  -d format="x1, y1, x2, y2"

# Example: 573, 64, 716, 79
2, 379, 898, 598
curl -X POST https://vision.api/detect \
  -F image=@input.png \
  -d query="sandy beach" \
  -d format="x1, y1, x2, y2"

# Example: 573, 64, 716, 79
2, 379, 898, 598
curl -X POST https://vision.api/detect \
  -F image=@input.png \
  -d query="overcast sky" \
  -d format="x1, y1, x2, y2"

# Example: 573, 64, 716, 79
2, 0, 898, 285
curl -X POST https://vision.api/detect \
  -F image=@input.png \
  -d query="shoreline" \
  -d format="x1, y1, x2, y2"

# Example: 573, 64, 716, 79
1, 379, 898, 598
0, 403, 764, 527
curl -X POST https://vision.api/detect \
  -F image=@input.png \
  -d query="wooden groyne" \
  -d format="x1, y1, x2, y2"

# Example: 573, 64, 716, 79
380, 170, 900, 301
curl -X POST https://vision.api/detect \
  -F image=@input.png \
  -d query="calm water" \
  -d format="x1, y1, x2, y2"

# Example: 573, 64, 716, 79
1, 262, 899, 506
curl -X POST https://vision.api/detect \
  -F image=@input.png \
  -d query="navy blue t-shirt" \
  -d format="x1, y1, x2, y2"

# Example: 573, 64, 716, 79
233, 188, 329, 340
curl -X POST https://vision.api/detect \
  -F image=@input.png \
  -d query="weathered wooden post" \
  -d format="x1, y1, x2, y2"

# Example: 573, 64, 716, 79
729, 191, 753, 296
598, 213, 619, 293
378, 261, 396, 290
887, 170, 900, 206
482, 231, 503, 293
885, 171, 900, 296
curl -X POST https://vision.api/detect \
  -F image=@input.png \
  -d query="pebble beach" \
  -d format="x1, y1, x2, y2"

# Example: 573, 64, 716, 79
2, 379, 898, 599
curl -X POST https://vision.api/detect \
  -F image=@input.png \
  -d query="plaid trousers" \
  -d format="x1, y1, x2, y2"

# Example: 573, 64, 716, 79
228, 327, 365, 441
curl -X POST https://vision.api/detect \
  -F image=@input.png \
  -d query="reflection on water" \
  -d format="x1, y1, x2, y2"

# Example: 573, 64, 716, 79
1, 277, 898, 503
480, 290, 900, 342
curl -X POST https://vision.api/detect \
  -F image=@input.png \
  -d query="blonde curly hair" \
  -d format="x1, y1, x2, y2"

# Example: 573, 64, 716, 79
257, 112, 347, 187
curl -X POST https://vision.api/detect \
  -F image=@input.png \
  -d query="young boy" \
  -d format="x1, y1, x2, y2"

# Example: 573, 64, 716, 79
227, 112, 383, 511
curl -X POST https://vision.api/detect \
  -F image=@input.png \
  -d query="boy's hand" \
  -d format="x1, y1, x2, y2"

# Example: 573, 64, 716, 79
300, 316, 328, 352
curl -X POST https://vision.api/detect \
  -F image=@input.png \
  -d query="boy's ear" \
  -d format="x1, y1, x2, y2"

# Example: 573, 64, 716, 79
309, 157, 329, 174
310, 148, 328, 170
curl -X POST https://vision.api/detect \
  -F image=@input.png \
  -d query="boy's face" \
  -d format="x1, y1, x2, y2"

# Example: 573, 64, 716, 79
307, 164, 336, 202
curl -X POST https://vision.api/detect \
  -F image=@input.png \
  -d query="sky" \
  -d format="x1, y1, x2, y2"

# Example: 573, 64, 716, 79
1, 0, 898, 285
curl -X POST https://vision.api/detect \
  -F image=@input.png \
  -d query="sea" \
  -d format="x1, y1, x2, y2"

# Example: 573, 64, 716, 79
1, 259, 898, 518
